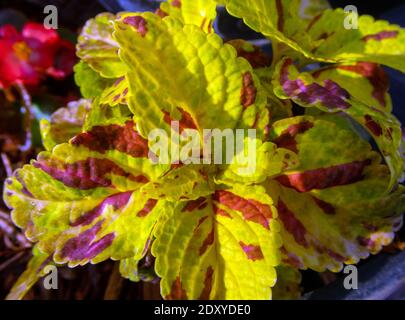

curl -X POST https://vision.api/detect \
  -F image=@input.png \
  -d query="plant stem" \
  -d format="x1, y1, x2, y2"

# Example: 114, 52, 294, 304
1, 152, 12, 177
104, 262, 124, 300
142, 281, 162, 300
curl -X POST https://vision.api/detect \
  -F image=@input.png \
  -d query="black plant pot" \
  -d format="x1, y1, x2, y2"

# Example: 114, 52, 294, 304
305, 250, 405, 299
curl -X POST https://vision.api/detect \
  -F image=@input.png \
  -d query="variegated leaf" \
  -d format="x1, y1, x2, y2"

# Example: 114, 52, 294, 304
221, 1, 405, 72
141, 165, 215, 202
158, 0, 217, 33
152, 185, 281, 299
100, 75, 131, 106
226, 39, 292, 124
266, 115, 405, 272
227, 39, 272, 70
40, 99, 91, 151
77, 13, 126, 78
312, 62, 392, 112
4, 103, 169, 273
217, 137, 298, 185
113, 13, 267, 138
74, 61, 115, 99
273, 58, 403, 189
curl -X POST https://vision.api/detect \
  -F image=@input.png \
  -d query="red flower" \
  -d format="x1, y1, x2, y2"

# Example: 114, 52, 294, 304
0, 22, 76, 89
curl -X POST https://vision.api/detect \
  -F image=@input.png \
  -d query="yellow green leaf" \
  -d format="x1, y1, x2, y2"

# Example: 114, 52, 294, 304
265, 115, 405, 272
152, 185, 281, 299
77, 13, 127, 78
159, 0, 217, 33
272, 58, 403, 189
114, 13, 267, 138
40, 99, 91, 151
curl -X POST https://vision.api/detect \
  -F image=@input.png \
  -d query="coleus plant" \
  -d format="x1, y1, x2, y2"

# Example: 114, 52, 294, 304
3, 0, 405, 300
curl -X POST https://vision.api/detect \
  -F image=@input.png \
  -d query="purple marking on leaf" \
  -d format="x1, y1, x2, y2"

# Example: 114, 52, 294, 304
198, 266, 214, 300
213, 204, 232, 218
114, 76, 125, 87
163, 107, 198, 133
326, 249, 345, 262
362, 31, 398, 42
71, 120, 149, 158
312, 196, 336, 215
306, 13, 322, 32
71, 191, 132, 227
280, 246, 304, 269
240, 72, 257, 108
364, 115, 383, 136
214, 190, 272, 229
155, 8, 169, 18
122, 16, 148, 37
275, 0, 284, 31
272, 121, 314, 153
337, 62, 389, 108
280, 59, 351, 110
182, 197, 207, 212
165, 277, 188, 300
239, 241, 264, 261
195, 216, 208, 230
277, 160, 370, 192
60, 220, 115, 261
357, 236, 374, 248
277, 201, 309, 248
15, 173, 33, 197
172, 0, 181, 8
35, 157, 147, 190
199, 228, 214, 256
137, 199, 158, 217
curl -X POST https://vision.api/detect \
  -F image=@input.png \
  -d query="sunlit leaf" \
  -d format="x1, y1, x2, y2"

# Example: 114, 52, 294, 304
266, 115, 405, 271
221, 1, 405, 72
312, 62, 392, 112
77, 13, 126, 78
100, 76, 131, 106
141, 165, 215, 202
40, 99, 91, 151
4, 102, 169, 272
114, 13, 267, 138
159, 0, 217, 33
153, 184, 281, 299
74, 61, 115, 99
217, 137, 298, 185
272, 58, 403, 189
